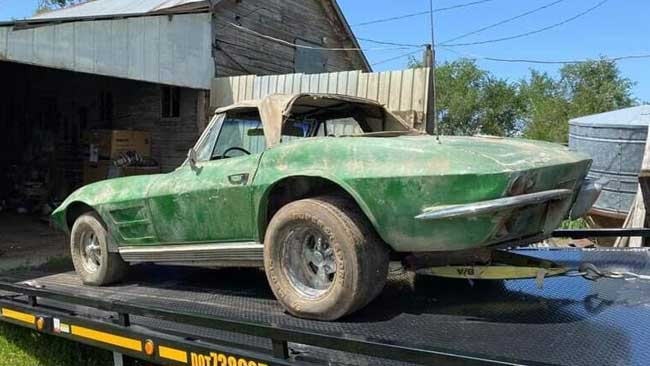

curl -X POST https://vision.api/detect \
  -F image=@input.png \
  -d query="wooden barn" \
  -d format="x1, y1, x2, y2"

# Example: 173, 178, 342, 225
0, 0, 369, 212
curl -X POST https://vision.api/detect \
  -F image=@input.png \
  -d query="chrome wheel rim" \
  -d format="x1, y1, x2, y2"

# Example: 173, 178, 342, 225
80, 230, 101, 273
282, 226, 337, 299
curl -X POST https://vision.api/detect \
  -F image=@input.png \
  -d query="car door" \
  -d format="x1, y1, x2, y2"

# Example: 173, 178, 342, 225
146, 109, 266, 244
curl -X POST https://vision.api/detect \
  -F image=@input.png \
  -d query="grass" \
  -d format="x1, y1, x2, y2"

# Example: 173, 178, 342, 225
0, 321, 113, 366
0, 256, 113, 366
560, 218, 589, 229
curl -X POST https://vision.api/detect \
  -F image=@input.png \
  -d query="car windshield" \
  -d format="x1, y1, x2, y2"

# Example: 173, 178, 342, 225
212, 110, 266, 159
191, 97, 416, 164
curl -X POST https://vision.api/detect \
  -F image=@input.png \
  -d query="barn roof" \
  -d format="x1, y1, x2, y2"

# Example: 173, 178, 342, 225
31, 0, 210, 20
3, 0, 369, 71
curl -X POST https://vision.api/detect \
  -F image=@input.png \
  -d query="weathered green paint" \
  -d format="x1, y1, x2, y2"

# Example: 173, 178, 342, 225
52, 133, 590, 253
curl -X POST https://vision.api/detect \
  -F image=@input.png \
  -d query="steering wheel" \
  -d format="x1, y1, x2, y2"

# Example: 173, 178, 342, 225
223, 147, 251, 158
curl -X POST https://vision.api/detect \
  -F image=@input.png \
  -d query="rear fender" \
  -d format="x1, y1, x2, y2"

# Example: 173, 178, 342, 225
256, 171, 381, 243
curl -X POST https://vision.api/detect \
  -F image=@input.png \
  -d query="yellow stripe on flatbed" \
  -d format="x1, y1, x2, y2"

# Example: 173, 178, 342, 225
1, 308, 35, 325
159, 345, 188, 363
70, 325, 142, 352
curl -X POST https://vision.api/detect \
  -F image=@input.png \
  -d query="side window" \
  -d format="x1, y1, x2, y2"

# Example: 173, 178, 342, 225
213, 112, 266, 159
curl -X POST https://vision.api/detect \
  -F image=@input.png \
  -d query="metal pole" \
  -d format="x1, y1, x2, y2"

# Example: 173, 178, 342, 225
429, 0, 439, 141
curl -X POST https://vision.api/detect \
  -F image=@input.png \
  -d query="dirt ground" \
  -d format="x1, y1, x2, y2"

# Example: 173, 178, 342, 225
0, 213, 68, 272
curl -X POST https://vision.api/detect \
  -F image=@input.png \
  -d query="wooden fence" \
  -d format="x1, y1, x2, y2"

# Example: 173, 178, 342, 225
210, 68, 432, 129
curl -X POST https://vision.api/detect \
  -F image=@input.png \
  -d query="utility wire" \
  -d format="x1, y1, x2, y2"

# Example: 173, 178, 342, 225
357, 38, 425, 48
440, 46, 650, 64
228, 22, 421, 51
352, 0, 497, 27
440, 0, 566, 45
442, 0, 611, 47
483, 54, 650, 64
372, 50, 423, 66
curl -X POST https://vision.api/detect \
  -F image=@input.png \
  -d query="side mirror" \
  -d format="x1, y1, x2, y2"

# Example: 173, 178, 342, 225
187, 148, 198, 170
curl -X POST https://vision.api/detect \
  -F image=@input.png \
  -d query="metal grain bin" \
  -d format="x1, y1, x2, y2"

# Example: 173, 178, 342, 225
569, 106, 650, 219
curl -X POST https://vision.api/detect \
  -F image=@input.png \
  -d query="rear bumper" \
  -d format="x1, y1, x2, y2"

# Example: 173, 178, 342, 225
568, 178, 604, 220
415, 189, 573, 221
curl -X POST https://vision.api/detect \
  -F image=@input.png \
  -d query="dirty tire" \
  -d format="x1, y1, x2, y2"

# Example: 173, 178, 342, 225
264, 196, 389, 321
70, 212, 128, 286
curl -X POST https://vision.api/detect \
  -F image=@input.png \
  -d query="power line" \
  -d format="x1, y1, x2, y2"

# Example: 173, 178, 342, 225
357, 38, 424, 48
227, 22, 421, 51
352, 0, 497, 27
442, 0, 611, 47
440, 0, 566, 45
440, 46, 650, 65
484, 54, 650, 64
372, 50, 423, 66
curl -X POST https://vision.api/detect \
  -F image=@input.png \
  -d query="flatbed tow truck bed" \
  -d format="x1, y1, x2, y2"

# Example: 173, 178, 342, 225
1, 248, 649, 366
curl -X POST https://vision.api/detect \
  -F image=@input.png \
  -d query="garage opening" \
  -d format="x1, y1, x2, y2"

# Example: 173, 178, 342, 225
0, 61, 208, 268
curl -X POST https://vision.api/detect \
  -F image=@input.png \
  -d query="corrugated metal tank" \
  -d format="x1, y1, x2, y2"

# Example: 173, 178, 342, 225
569, 106, 650, 219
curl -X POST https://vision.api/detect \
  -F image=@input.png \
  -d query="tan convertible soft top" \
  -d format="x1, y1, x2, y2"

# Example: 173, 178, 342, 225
214, 93, 410, 147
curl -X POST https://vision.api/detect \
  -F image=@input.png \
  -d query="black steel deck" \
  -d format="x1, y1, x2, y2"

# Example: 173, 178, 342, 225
2, 248, 650, 366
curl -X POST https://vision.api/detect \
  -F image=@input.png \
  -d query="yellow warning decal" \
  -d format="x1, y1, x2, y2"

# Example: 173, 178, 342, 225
1, 308, 35, 325
70, 325, 142, 352
159, 346, 188, 363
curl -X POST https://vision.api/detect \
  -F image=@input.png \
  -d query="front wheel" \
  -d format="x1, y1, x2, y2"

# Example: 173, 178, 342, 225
70, 212, 128, 286
263, 196, 389, 321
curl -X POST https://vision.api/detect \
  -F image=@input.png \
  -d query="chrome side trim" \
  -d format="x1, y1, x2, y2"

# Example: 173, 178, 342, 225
416, 189, 573, 221
118, 242, 264, 264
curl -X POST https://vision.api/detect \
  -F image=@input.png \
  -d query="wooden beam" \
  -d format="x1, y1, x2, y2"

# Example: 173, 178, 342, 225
614, 126, 650, 247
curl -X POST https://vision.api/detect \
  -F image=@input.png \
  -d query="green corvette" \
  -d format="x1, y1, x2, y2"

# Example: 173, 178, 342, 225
52, 93, 597, 320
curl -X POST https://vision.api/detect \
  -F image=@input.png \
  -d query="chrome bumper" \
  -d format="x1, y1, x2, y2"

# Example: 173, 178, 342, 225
568, 178, 604, 220
415, 189, 573, 221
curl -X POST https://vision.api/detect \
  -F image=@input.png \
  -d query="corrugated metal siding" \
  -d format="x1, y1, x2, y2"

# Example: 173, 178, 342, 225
0, 13, 213, 89
210, 68, 431, 128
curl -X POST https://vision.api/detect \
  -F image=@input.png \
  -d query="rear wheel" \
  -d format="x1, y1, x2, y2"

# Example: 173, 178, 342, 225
264, 196, 389, 320
70, 212, 128, 286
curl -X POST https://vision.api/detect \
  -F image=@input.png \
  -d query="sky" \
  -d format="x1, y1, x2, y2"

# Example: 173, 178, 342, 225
338, 0, 650, 102
1, 0, 648, 101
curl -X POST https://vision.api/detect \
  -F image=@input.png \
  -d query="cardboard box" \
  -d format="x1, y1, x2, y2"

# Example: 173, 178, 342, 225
84, 130, 152, 160
83, 161, 161, 185
83, 161, 112, 185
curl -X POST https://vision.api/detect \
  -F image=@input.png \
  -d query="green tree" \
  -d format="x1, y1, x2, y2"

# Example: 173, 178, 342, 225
521, 59, 636, 143
481, 77, 524, 136
520, 71, 571, 142
435, 59, 522, 136
406, 54, 637, 141
561, 58, 636, 118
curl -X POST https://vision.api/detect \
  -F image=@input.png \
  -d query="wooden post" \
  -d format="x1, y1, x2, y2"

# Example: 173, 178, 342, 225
638, 126, 650, 246
424, 45, 436, 135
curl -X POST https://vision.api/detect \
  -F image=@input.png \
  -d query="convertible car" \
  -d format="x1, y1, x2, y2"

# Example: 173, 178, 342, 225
52, 93, 598, 320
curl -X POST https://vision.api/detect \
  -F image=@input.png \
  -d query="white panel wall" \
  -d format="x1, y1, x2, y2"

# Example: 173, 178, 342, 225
0, 13, 214, 89
211, 68, 432, 128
